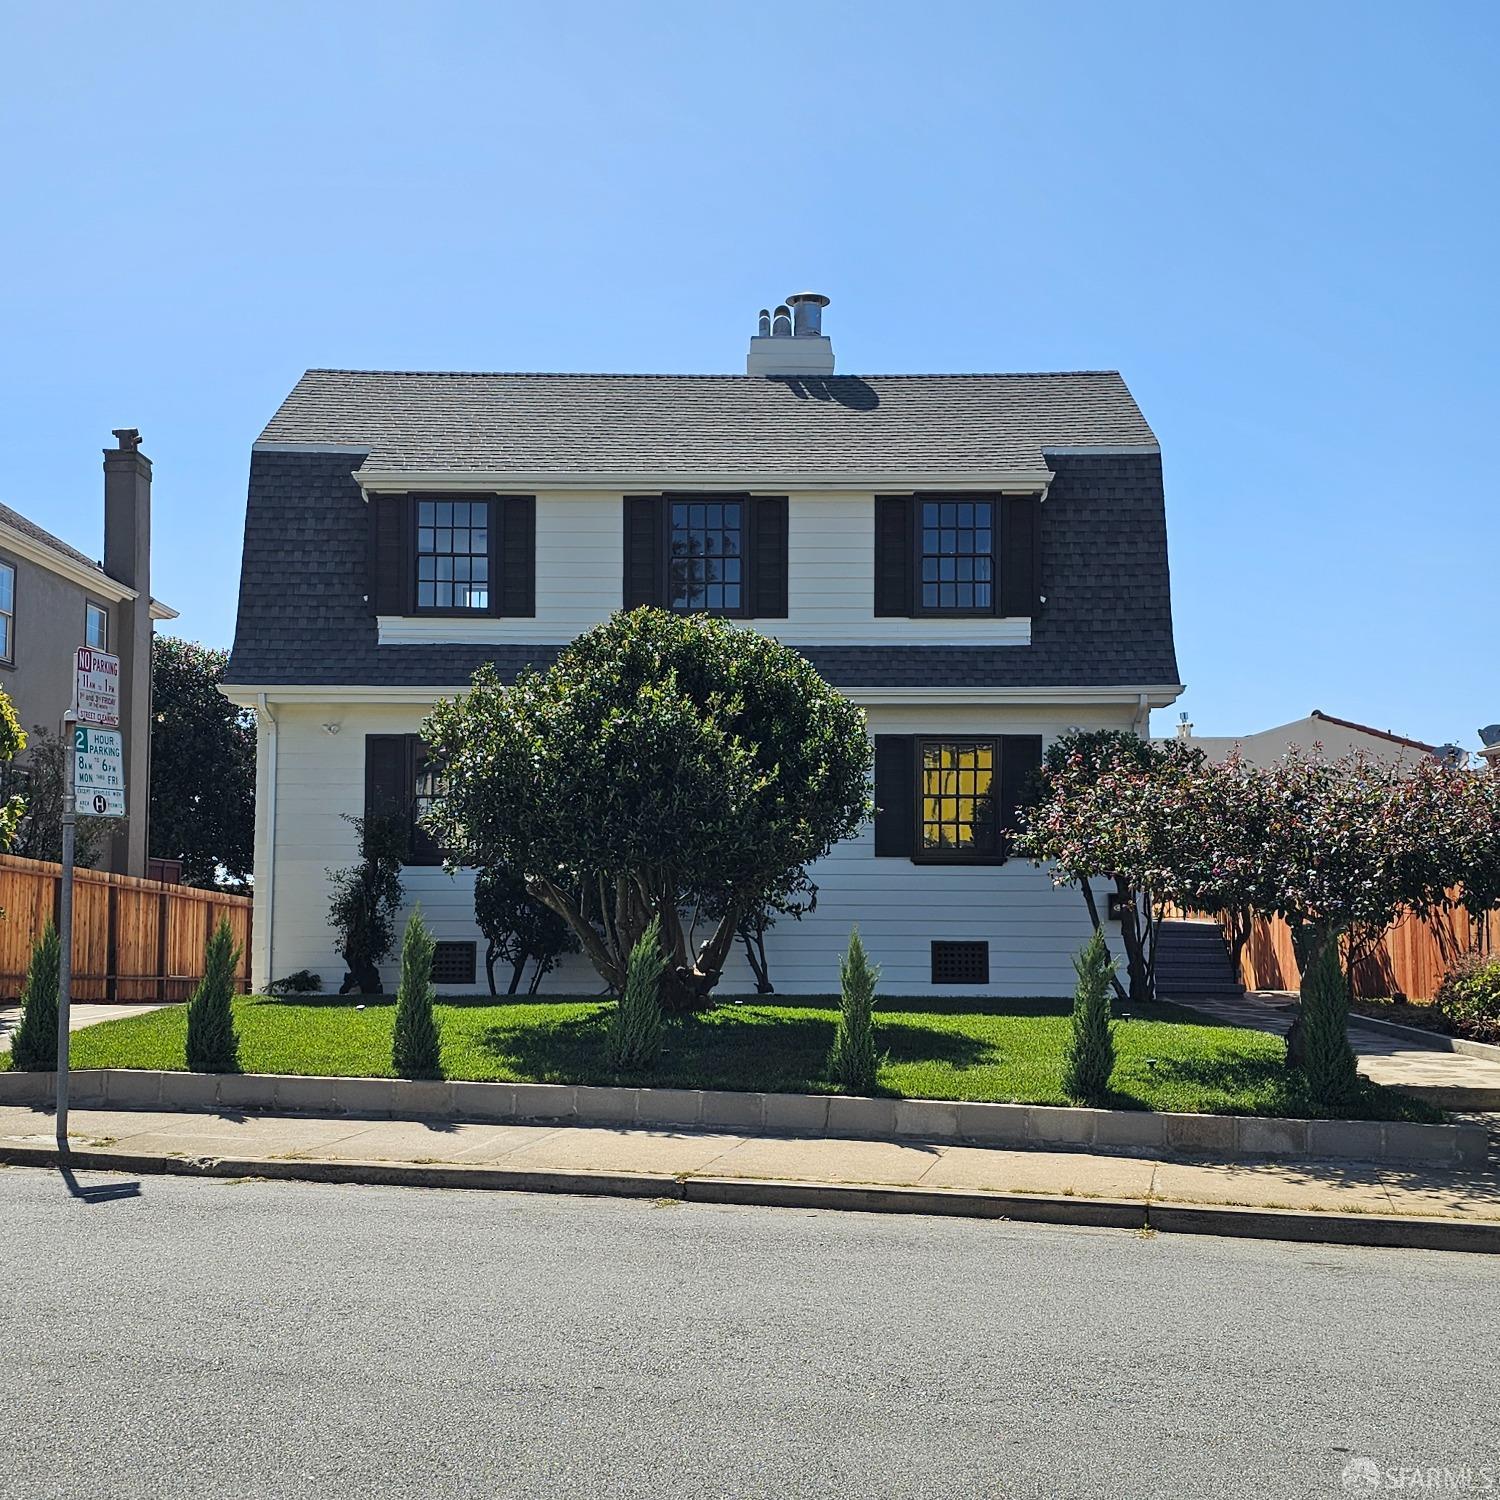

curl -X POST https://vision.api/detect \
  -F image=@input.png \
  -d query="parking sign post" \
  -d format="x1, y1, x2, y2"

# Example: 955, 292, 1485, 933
56, 647, 124, 1156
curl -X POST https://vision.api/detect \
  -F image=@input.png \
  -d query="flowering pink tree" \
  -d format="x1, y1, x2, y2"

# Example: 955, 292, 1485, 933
1015, 730, 1209, 1005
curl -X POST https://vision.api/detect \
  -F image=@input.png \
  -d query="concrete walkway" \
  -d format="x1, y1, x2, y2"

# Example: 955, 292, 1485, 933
0, 1003, 166, 1053
3, 1101, 1498, 1228
1177, 989, 1500, 1107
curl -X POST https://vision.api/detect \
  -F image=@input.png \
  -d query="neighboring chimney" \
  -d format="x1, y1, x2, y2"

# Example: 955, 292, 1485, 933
1479, 724, 1500, 770
103, 427, 153, 879
1175, 712, 1194, 740
747, 292, 835, 375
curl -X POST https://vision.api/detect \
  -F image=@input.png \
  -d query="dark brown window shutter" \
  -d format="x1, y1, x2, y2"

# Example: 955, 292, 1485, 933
874, 496, 913, 617
364, 734, 411, 862
872, 734, 915, 857
999, 495, 1042, 618
493, 495, 535, 617
998, 734, 1044, 838
369, 495, 412, 616
749, 496, 789, 618
623, 495, 664, 608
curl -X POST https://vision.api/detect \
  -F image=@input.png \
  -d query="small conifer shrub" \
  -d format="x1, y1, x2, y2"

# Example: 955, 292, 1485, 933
827, 927, 880, 1095
392, 906, 443, 1080
185, 918, 242, 1074
1061, 930, 1116, 1105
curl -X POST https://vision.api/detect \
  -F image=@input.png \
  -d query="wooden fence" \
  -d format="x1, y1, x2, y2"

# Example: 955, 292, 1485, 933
1225, 901, 1498, 1000
0, 853, 252, 1003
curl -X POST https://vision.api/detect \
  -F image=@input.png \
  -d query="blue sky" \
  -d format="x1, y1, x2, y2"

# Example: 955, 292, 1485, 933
1, 2, 1495, 746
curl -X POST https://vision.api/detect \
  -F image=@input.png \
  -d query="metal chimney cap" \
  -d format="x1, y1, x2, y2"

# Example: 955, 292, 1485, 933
786, 291, 830, 308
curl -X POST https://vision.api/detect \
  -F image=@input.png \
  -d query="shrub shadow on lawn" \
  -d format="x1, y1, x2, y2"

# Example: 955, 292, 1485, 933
473, 1006, 998, 1095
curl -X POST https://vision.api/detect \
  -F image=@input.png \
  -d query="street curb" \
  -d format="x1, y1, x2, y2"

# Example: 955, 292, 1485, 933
3, 1142, 1496, 1255
1, 1069, 1485, 1168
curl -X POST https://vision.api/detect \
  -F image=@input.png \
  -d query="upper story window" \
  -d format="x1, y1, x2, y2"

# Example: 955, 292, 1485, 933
415, 499, 490, 612
919, 738, 998, 858
85, 601, 108, 651
920, 499, 993, 613
668, 500, 744, 614
0, 562, 12, 663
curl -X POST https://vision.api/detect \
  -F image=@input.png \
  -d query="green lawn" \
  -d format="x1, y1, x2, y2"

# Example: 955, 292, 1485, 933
27, 993, 1439, 1122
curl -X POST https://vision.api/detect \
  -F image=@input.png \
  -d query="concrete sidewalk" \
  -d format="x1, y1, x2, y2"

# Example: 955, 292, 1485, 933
0, 1003, 166, 1053
1178, 990, 1500, 1107
3, 1102, 1499, 1244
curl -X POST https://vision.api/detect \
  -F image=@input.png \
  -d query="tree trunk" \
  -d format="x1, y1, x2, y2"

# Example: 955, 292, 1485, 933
483, 942, 499, 998
738, 918, 774, 995
1113, 877, 1153, 1006
507, 956, 525, 996
1078, 877, 1130, 1005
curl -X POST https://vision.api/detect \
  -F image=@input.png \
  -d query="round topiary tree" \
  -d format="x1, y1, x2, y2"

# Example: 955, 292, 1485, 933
421, 608, 872, 1012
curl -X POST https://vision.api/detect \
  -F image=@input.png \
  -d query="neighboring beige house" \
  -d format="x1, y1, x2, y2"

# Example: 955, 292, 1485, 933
1170, 709, 1440, 768
0, 429, 177, 875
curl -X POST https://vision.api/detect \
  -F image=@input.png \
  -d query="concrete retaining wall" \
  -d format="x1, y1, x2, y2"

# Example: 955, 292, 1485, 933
0, 1068, 1484, 1168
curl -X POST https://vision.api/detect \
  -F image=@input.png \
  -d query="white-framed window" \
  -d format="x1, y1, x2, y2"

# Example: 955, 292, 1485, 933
0, 561, 14, 663
85, 600, 108, 651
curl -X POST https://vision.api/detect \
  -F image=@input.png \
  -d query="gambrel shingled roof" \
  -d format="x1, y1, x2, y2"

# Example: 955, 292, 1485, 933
257, 369, 1159, 479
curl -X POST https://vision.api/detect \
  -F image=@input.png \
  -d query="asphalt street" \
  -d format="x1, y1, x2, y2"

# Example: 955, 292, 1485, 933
1, 1165, 1496, 1499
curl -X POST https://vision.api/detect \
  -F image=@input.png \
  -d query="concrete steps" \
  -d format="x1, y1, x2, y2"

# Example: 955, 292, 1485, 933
1155, 919, 1245, 999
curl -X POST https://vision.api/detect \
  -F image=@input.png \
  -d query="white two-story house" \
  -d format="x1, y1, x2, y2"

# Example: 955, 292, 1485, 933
224, 297, 1181, 996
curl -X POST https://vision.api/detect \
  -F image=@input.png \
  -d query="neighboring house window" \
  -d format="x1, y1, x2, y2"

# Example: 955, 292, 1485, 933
85, 601, 108, 650
668, 499, 744, 614
0, 562, 12, 663
919, 499, 994, 613
415, 499, 490, 612
918, 739, 999, 858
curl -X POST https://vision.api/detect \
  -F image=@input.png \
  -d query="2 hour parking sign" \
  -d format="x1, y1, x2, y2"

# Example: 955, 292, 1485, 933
73, 725, 126, 817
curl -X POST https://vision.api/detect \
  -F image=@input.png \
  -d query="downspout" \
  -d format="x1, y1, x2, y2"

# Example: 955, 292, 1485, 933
1132, 692, 1150, 738
256, 692, 278, 991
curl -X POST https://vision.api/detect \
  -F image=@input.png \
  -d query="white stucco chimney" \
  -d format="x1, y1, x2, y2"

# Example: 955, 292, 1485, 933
746, 292, 834, 376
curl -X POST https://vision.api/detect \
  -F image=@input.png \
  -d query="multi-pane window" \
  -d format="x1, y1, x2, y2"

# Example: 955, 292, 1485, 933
668, 500, 744, 613
920, 739, 998, 856
0, 562, 12, 662
920, 499, 994, 612
85, 601, 108, 650
416, 499, 490, 611
412, 755, 448, 862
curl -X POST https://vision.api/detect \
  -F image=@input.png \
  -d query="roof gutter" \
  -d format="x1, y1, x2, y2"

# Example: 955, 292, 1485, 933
222, 682, 1187, 710
346, 469, 1056, 496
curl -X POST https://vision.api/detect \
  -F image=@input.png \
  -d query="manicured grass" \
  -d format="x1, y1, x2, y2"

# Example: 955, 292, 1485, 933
34, 992, 1441, 1122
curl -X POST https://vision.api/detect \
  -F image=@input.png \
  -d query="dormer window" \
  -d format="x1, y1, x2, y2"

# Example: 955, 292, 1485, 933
415, 499, 491, 612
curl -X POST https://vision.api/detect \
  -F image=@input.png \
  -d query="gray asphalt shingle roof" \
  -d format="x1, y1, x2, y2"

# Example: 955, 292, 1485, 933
0, 500, 106, 573
257, 369, 1159, 478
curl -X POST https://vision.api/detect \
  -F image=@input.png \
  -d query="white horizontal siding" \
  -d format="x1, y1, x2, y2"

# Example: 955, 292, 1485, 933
255, 701, 1131, 999
378, 492, 1029, 648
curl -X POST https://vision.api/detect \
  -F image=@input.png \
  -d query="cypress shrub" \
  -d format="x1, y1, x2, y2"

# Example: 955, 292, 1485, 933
392, 906, 443, 1079
605, 917, 667, 1073
10, 922, 62, 1072
185, 918, 242, 1074
1062, 929, 1116, 1106
1295, 933, 1360, 1104
828, 926, 880, 1095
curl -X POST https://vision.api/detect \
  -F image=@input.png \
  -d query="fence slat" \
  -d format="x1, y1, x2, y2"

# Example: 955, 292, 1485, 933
1224, 894, 1496, 1000
0, 853, 252, 1002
